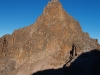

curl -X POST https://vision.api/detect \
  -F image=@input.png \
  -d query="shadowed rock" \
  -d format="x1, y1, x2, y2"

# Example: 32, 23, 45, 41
31, 49, 100, 75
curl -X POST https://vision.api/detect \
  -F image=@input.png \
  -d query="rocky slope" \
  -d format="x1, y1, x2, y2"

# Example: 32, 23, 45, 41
31, 49, 100, 75
0, 0, 100, 75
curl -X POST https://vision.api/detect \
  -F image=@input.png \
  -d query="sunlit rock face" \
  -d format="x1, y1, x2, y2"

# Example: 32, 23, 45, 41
0, 0, 99, 75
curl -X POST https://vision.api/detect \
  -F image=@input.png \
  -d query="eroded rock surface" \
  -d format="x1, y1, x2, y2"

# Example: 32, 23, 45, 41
0, 0, 100, 75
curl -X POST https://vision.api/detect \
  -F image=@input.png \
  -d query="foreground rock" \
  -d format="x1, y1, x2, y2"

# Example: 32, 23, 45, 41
0, 0, 100, 75
31, 49, 100, 75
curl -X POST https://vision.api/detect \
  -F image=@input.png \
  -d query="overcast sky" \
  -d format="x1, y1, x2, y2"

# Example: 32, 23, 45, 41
0, 0, 100, 43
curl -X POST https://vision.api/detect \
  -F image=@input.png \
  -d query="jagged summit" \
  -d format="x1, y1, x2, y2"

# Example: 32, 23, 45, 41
43, 0, 64, 20
0, 0, 99, 75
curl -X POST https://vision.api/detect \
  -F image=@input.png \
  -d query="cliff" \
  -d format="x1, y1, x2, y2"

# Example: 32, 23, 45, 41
0, 0, 99, 75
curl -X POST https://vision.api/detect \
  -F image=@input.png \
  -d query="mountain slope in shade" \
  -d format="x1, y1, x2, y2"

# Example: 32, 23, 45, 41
0, 0, 100, 75
31, 49, 100, 75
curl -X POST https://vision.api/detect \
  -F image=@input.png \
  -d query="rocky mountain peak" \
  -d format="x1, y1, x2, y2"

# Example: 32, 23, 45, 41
43, 0, 62, 18
0, 0, 100, 75
37, 0, 82, 36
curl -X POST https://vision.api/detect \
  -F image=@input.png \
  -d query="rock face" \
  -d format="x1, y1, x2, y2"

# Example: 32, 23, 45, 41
0, 0, 100, 75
